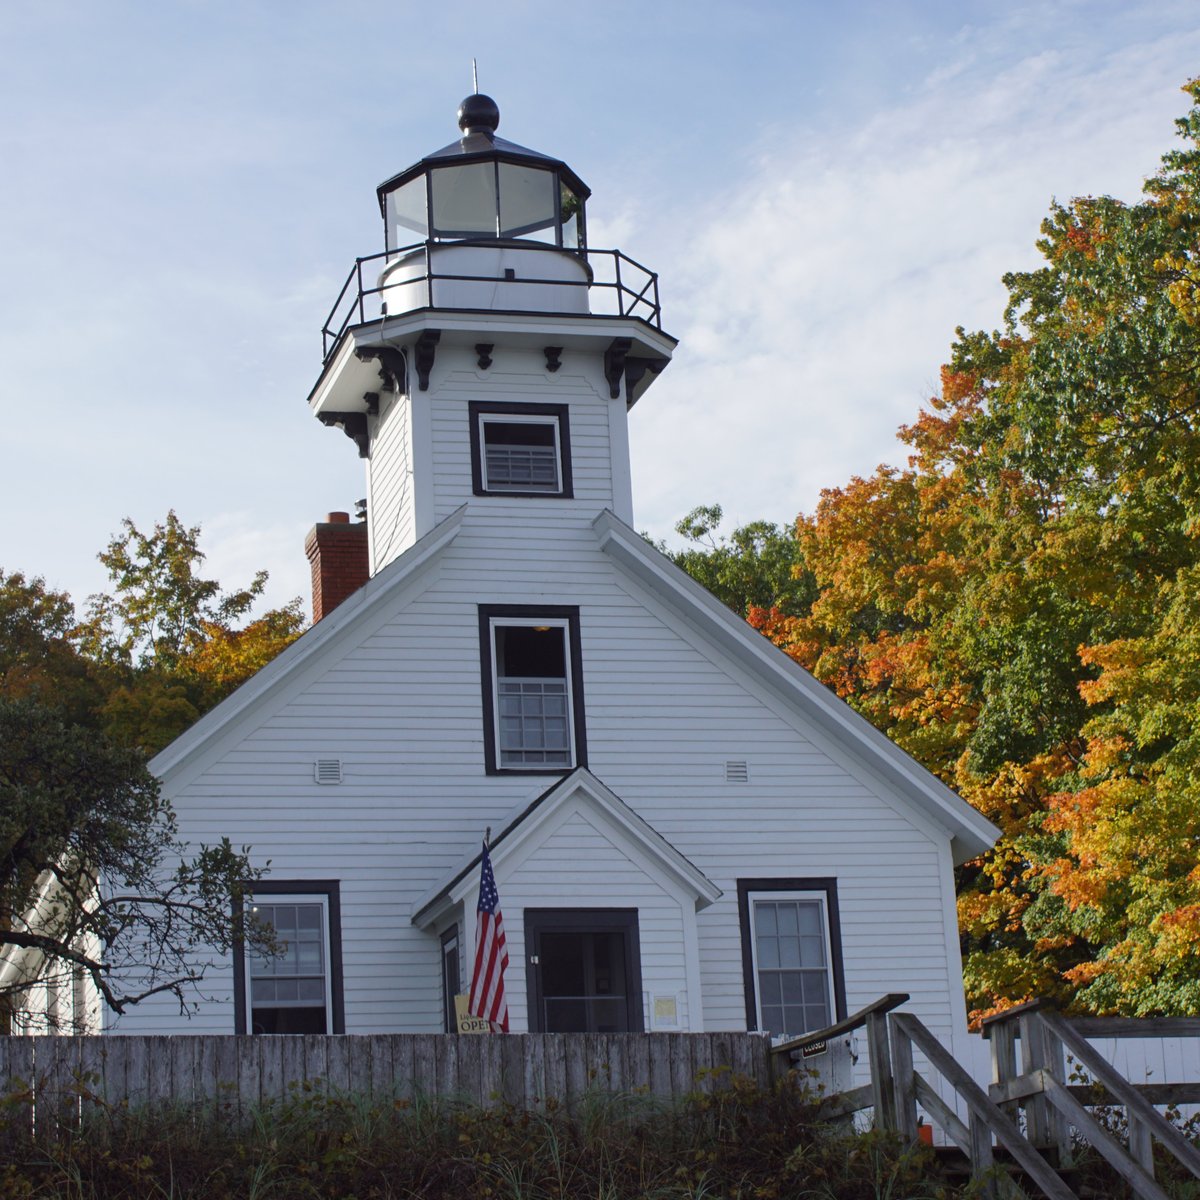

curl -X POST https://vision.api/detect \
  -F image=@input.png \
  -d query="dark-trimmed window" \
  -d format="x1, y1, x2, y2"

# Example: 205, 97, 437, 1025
470, 401, 572, 498
234, 880, 345, 1035
738, 878, 845, 1039
479, 605, 586, 774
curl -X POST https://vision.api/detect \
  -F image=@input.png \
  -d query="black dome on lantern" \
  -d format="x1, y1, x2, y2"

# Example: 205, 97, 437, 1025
457, 92, 500, 134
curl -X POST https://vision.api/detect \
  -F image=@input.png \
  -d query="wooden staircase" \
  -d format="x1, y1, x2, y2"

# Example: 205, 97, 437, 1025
773, 996, 1200, 1200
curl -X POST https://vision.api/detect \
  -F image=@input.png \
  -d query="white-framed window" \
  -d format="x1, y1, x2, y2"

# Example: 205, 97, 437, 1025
245, 893, 335, 1035
745, 889, 837, 1038
479, 606, 585, 774
470, 402, 572, 498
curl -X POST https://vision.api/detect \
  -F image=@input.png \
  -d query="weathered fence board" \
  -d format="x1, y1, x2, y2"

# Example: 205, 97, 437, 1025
0, 1032, 777, 1137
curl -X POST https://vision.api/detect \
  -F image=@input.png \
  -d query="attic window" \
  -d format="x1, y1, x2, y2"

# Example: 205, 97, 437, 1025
725, 760, 750, 783
314, 759, 343, 785
469, 401, 573, 498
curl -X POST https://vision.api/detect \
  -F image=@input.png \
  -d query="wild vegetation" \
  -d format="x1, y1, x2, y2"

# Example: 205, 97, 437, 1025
0, 1074, 967, 1200
0, 514, 297, 1030
665, 80, 1200, 1021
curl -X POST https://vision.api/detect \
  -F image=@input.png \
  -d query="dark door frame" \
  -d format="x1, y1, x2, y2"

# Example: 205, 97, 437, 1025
523, 908, 644, 1033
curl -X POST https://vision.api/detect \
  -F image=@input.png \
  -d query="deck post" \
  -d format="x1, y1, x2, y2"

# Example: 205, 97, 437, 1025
890, 1018, 918, 1141
988, 1014, 1019, 1121
1019, 1009, 1053, 1153
1128, 1115, 1154, 1176
866, 1007, 897, 1132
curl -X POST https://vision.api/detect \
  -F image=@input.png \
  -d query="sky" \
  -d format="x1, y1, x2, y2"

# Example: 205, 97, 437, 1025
2, 1, 1199, 617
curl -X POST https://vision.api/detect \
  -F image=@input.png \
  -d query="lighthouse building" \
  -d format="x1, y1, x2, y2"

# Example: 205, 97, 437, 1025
118, 96, 995, 1052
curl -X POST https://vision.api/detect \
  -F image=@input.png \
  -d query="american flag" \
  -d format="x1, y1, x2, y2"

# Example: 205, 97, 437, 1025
468, 840, 509, 1032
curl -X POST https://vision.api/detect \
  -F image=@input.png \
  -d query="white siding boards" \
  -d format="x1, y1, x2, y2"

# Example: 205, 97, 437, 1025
128, 497, 995, 1056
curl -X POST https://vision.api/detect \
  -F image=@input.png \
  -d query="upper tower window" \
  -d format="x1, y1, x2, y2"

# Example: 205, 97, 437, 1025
470, 401, 573, 498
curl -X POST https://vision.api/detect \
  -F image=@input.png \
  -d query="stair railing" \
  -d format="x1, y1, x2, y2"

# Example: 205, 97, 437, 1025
983, 1003, 1200, 1199
890, 1011, 1077, 1200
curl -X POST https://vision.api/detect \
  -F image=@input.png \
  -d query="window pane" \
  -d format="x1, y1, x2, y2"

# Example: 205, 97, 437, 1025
798, 903, 822, 937
560, 181, 584, 250
802, 972, 829, 1007
754, 904, 777, 937
498, 163, 557, 240
386, 177, 428, 246
780, 973, 803, 1006
779, 936, 801, 970
758, 935, 779, 969
431, 163, 497, 237
777, 903, 800, 939
297, 978, 325, 1003
800, 936, 825, 967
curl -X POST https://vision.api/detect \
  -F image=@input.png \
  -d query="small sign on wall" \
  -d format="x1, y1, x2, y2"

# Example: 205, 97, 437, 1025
454, 994, 492, 1034
652, 995, 679, 1029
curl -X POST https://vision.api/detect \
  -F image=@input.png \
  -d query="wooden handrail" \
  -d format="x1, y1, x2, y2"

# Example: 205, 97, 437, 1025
891, 1012, 1078, 1200
1039, 1011, 1200, 1180
1038, 1072, 1169, 1200
771, 992, 910, 1056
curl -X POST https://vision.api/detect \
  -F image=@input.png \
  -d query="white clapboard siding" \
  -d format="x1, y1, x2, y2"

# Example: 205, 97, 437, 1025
364, 345, 620, 578
113, 503, 970, 1049
366, 390, 415, 573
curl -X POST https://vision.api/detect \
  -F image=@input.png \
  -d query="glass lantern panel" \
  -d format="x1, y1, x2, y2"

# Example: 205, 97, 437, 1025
498, 163, 557, 242
386, 177, 428, 249
560, 182, 585, 250
430, 162, 498, 238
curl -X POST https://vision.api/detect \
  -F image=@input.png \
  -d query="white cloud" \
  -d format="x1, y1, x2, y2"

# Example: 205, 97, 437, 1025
630, 30, 1200, 543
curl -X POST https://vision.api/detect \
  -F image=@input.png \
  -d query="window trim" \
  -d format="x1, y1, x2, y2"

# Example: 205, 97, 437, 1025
233, 880, 345, 1035
524, 908, 644, 1033
737, 877, 846, 1037
469, 401, 573, 499
479, 605, 587, 775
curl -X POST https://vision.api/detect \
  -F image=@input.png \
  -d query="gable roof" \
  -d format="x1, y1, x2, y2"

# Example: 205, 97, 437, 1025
410, 767, 723, 930
591, 509, 998, 865
149, 504, 467, 782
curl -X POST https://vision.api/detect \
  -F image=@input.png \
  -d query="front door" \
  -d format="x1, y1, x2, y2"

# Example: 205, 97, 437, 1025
524, 909, 643, 1032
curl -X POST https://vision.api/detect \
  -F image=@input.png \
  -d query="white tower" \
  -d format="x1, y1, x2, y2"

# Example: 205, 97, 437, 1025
308, 94, 676, 576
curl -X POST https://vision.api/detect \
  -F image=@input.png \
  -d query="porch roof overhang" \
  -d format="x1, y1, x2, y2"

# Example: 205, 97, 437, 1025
411, 767, 722, 931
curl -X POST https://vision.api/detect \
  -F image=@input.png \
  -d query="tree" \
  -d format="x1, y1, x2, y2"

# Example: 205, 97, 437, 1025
81, 512, 305, 755
652, 504, 815, 619
0, 697, 264, 1032
0, 570, 104, 727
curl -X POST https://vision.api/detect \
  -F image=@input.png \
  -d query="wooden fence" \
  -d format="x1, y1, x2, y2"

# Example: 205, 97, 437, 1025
0, 1032, 777, 1137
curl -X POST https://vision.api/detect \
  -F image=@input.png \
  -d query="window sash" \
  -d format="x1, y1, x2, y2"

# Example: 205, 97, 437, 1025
747, 893, 835, 1038
490, 618, 575, 769
246, 894, 333, 1030
479, 414, 562, 494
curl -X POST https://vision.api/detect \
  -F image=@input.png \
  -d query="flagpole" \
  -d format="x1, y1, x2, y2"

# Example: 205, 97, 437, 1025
467, 828, 509, 1033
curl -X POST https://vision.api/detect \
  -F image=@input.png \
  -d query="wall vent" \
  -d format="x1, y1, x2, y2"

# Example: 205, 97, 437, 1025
314, 758, 343, 785
725, 760, 749, 783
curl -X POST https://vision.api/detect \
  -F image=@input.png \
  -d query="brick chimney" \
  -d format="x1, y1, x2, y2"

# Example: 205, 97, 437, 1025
305, 512, 369, 622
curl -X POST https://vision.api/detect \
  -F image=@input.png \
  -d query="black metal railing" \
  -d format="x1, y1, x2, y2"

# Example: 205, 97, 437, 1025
320, 241, 663, 363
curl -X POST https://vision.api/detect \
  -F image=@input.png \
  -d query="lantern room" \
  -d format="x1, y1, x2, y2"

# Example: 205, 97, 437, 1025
376, 94, 589, 252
